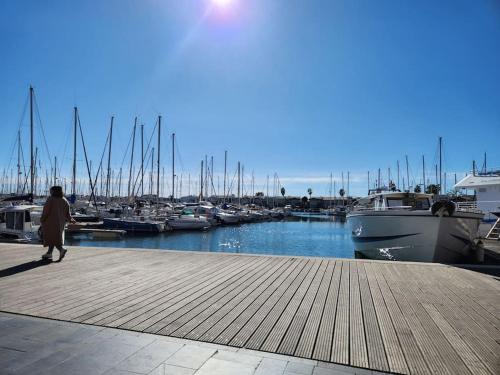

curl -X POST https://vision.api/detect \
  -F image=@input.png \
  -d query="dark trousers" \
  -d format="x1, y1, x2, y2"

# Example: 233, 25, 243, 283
47, 245, 64, 253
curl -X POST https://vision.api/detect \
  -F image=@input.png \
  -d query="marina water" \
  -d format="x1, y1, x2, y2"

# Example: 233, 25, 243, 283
66, 216, 354, 258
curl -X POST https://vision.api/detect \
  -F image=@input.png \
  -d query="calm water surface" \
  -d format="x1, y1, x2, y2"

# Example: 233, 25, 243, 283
66, 217, 354, 258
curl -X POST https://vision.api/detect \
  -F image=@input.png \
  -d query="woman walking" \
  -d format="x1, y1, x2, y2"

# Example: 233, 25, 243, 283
40, 186, 76, 261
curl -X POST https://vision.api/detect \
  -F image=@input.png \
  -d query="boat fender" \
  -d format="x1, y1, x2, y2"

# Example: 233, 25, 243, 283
431, 200, 455, 216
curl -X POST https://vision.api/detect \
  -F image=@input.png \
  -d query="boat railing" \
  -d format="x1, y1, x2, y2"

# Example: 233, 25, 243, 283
455, 201, 483, 213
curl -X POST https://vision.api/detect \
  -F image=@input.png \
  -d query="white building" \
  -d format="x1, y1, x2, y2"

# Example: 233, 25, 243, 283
454, 172, 500, 223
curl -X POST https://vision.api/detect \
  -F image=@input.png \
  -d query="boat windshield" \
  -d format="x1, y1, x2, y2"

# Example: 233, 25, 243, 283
386, 196, 430, 210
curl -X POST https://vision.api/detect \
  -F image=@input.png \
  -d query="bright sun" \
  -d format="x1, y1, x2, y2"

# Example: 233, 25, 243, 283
211, 0, 234, 7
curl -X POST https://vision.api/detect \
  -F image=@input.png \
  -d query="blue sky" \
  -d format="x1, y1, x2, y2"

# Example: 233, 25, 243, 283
1, 0, 499, 197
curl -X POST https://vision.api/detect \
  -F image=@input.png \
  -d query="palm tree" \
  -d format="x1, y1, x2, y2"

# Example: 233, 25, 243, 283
307, 188, 312, 200
280, 187, 286, 206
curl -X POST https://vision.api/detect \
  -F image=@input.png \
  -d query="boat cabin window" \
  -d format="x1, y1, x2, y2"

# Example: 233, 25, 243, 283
386, 197, 430, 210
25, 210, 31, 222
0, 212, 4, 223
5, 211, 25, 230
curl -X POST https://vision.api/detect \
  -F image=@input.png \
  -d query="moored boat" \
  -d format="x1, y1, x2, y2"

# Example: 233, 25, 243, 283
347, 191, 484, 263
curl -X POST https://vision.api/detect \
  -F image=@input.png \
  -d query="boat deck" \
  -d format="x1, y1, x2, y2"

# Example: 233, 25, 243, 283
0, 244, 499, 375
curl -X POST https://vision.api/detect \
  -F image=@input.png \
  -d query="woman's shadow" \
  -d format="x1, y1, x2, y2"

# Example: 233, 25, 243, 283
0, 259, 57, 278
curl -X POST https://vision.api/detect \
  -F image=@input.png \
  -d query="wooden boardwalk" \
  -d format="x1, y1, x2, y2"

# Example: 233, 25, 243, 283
0, 244, 499, 374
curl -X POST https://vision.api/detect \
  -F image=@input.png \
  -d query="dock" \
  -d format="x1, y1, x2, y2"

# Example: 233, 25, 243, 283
0, 244, 499, 375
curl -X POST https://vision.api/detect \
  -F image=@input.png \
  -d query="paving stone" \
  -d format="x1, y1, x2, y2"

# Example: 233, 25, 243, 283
315, 362, 357, 374
285, 360, 315, 375
115, 340, 183, 373
148, 363, 196, 375
8, 350, 73, 375
195, 358, 255, 375
213, 349, 262, 367
255, 357, 288, 375
165, 345, 216, 370
103, 368, 145, 375
313, 366, 354, 375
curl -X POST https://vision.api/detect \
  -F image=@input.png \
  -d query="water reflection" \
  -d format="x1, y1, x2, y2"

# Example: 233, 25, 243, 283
66, 217, 354, 258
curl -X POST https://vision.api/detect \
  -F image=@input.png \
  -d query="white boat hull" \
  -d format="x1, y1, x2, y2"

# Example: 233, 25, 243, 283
348, 211, 482, 263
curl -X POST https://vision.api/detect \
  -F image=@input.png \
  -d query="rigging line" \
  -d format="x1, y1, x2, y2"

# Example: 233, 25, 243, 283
4, 94, 28, 173
90, 126, 111, 198
56, 115, 73, 177
77, 113, 98, 208
174, 136, 185, 172
118, 128, 133, 171
226, 168, 238, 197
130, 119, 158, 195
33, 91, 54, 171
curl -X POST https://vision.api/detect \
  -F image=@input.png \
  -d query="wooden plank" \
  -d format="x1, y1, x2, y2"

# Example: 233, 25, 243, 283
180, 257, 292, 340
274, 259, 327, 355
331, 260, 349, 365
363, 263, 408, 374
244, 260, 317, 350
311, 259, 341, 362
204, 258, 304, 345
295, 260, 335, 359
226, 259, 310, 347
357, 262, 389, 372
156, 256, 278, 336
374, 264, 430, 375
349, 261, 368, 368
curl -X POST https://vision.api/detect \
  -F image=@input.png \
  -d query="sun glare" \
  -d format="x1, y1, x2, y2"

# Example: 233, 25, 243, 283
211, 0, 234, 7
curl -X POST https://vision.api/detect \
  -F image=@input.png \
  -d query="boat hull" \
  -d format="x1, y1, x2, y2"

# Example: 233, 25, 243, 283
348, 211, 482, 263
102, 218, 163, 233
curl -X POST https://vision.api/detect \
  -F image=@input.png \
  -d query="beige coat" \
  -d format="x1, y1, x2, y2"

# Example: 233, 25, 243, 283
40, 196, 71, 247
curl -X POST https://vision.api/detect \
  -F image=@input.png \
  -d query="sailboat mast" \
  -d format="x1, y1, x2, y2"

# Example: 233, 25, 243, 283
157, 116, 161, 204
72, 107, 77, 198
422, 155, 426, 192
141, 124, 144, 196
438, 136, 442, 194
128, 118, 136, 197
204, 155, 208, 198
397, 160, 400, 190
405, 155, 409, 191
105, 116, 114, 201
200, 160, 204, 201
237, 162, 241, 206
54, 156, 57, 186
29, 86, 34, 200
171, 133, 175, 202
17, 130, 21, 194
223, 150, 227, 202
367, 171, 370, 192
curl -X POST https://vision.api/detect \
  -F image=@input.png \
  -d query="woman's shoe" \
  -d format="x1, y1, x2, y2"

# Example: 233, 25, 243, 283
58, 248, 67, 261
41, 252, 52, 261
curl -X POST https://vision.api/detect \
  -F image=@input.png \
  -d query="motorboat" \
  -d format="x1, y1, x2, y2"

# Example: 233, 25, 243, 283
167, 209, 211, 230
102, 217, 165, 233
347, 191, 484, 263
0, 205, 43, 242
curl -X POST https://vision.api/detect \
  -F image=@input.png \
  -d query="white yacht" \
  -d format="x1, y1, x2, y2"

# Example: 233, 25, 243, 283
0, 205, 43, 242
166, 208, 211, 230
347, 191, 484, 263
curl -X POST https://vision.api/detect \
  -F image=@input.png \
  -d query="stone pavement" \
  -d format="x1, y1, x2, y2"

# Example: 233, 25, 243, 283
0, 312, 389, 375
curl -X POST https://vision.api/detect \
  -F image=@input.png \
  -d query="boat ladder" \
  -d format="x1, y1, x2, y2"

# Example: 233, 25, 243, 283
485, 218, 500, 240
